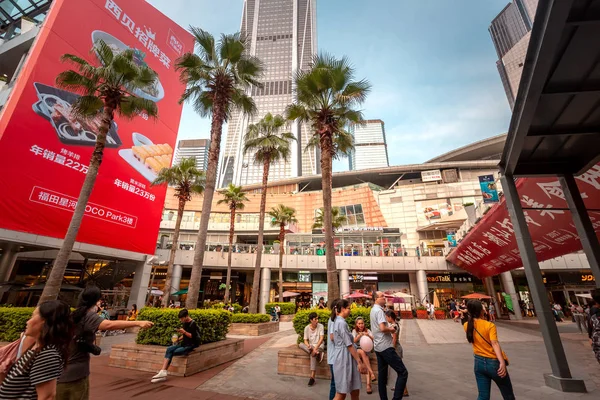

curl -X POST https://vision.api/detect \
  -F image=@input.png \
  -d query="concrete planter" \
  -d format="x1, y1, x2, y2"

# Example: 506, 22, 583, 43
279, 314, 295, 322
229, 321, 279, 336
434, 310, 447, 319
465, 204, 477, 224
416, 309, 428, 319
109, 338, 244, 376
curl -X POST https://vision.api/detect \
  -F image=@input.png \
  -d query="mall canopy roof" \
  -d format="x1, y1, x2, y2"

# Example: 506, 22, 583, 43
0, 0, 50, 35
500, 0, 600, 177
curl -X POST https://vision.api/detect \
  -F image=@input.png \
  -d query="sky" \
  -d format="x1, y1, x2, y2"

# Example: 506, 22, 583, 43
147, 0, 513, 172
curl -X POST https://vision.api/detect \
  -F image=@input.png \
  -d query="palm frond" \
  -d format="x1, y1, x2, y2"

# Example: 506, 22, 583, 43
118, 96, 158, 119
93, 40, 115, 67
55, 70, 99, 95
70, 95, 103, 117
230, 89, 256, 118
189, 26, 217, 64
219, 33, 245, 65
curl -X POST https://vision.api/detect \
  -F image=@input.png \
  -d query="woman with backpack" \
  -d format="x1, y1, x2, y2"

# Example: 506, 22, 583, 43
464, 300, 515, 400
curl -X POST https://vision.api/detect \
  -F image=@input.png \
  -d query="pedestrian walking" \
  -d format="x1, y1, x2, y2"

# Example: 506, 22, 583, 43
331, 299, 367, 400
425, 301, 435, 321
465, 300, 515, 400
299, 312, 325, 386
328, 299, 340, 400
488, 302, 496, 322
0, 300, 74, 400
370, 291, 408, 399
587, 289, 600, 364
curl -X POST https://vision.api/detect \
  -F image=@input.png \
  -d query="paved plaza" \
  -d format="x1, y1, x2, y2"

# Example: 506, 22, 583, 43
89, 319, 600, 400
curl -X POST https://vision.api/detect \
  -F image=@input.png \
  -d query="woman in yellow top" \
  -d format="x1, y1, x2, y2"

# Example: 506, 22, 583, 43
127, 304, 138, 321
464, 300, 515, 400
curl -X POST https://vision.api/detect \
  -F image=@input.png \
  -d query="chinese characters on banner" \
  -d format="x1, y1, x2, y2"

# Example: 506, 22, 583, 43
447, 165, 600, 278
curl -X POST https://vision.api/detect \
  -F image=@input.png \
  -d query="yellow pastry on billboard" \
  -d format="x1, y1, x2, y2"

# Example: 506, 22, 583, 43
132, 146, 151, 163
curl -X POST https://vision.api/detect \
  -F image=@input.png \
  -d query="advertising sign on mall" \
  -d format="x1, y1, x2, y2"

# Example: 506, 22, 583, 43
478, 174, 499, 203
0, 0, 194, 254
421, 169, 442, 182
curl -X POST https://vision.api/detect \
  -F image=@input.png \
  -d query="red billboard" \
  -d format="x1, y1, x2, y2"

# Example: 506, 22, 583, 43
446, 165, 600, 278
0, 0, 193, 254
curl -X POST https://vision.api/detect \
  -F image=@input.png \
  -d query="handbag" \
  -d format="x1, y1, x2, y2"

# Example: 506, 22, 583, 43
0, 334, 29, 381
474, 327, 509, 366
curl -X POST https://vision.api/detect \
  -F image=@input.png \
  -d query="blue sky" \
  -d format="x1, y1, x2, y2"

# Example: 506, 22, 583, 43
148, 0, 512, 171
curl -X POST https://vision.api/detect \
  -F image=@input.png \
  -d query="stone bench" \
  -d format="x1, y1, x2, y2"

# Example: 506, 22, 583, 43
279, 314, 295, 322
277, 345, 378, 383
229, 321, 279, 336
109, 338, 244, 377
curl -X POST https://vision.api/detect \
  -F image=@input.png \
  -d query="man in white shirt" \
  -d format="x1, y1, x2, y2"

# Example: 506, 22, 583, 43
370, 291, 408, 399
299, 312, 324, 386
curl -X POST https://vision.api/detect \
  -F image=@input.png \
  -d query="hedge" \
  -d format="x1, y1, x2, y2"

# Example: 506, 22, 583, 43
265, 302, 295, 315
136, 308, 231, 346
231, 313, 271, 324
0, 307, 34, 342
210, 303, 242, 313
292, 307, 372, 344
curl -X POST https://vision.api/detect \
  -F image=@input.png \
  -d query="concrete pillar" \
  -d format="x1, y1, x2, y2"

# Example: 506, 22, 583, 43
559, 174, 600, 287
485, 277, 501, 317
0, 244, 18, 282
500, 271, 522, 320
408, 272, 419, 308
171, 265, 183, 294
501, 174, 584, 391
128, 261, 152, 309
259, 267, 271, 314
416, 269, 429, 305
340, 269, 350, 298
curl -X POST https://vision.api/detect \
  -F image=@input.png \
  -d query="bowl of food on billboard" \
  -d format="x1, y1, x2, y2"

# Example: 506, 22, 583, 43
119, 133, 173, 182
32, 82, 122, 148
91, 30, 165, 102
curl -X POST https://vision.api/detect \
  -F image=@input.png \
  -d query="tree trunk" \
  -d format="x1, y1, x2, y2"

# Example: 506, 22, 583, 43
38, 101, 113, 304
249, 159, 270, 313
278, 224, 285, 303
186, 100, 225, 309
224, 207, 235, 303
161, 196, 185, 307
320, 134, 339, 305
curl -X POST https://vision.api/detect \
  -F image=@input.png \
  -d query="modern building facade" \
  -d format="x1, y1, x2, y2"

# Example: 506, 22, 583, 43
173, 139, 210, 171
217, 0, 318, 188
349, 119, 389, 171
490, 0, 539, 109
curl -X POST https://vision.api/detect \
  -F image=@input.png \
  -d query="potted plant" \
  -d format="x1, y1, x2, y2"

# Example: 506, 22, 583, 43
434, 308, 447, 319
416, 306, 428, 319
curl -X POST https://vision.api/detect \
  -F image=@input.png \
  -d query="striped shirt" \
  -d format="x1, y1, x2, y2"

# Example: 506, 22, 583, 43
0, 345, 63, 399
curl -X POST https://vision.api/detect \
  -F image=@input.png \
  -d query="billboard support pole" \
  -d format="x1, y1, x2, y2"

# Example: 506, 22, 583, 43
559, 174, 600, 287
500, 173, 585, 393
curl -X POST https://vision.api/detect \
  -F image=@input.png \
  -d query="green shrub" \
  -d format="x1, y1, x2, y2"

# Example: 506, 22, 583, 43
231, 313, 270, 324
136, 308, 231, 346
292, 307, 371, 344
209, 303, 242, 313
0, 307, 34, 342
265, 302, 295, 315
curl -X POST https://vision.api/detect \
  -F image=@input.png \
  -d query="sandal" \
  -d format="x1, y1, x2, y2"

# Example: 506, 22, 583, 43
366, 385, 372, 395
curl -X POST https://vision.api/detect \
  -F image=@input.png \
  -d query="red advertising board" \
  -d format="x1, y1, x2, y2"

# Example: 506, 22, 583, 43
0, 0, 194, 254
446, 164, 600, 278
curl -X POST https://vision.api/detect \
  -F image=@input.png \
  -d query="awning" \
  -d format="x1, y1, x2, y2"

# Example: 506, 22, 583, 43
446, 166, 600, 278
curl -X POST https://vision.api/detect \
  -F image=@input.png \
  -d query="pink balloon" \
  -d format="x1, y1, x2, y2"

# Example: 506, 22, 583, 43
359, 335, 373, 352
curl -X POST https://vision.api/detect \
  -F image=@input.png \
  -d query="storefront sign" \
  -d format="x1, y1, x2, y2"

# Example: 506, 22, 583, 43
582, 274, 596, 282
350, 274, 364, 283
298, 271, 311, 282
427, 275, 451, 283
0, 0, 193, 254
421, 169, 442, 182
447, 166, 600, 278
479, 175, 499, 203
427, 273, 475, 283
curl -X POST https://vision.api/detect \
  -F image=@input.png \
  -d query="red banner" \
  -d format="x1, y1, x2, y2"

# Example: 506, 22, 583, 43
446, 165, 600, 278
0, 0, 193, 254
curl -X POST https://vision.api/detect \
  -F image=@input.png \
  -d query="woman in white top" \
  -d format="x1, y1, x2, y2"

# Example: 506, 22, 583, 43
351, 317, 375, 394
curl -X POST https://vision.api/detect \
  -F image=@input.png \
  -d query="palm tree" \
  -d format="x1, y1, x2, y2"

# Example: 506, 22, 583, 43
176, 28, 262, 309
216, 184, 249, 303
243, 113, 295, 313
268, 205, 297, 302
312, 207, 347, 230
285, 54, 370, 302
151, 158, 205, 307
39, 41, 158, 303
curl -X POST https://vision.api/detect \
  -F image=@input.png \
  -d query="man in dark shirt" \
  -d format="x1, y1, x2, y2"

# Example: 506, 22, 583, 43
151, 309, 200, 383
587, 289, 600, 364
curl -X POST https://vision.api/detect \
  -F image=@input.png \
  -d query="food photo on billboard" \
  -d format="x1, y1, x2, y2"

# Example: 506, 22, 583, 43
478, 174, 499, 203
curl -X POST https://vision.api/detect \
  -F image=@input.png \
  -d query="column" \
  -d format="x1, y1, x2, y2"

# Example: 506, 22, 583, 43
416, 269, 429, 305
259, 267, 271, 314
339, 269, 350, 298
128, 261, 152, 309
0, 244, 18, 282
171, 265, 183, 295
485, 277, 501, 316
501, 174, 585, 392
408, 272, 419, 308
559, 174, 600, 286
500, 271, 522, 320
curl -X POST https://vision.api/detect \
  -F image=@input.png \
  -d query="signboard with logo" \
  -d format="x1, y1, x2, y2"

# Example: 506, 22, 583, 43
479, 175, 499, 203
349, 274, 364, 283
421, 169, 442, 182
426, 273, 476, 283
298, 271, 311, 282
0, 0, 193, 254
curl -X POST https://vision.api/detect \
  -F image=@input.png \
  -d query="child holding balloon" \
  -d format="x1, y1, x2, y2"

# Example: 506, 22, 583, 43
352, 317, 376, 394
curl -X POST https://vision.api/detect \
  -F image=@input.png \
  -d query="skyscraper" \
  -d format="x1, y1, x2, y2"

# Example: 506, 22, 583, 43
489, 0, 538, 109
217, 0, 317, 188
173, 139, 210, 171
349, 119, 389, 171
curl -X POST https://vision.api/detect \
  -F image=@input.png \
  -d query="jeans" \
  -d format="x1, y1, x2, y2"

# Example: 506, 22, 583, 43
375, 347, 408, 400
329, 364, 336, 400
474, 355, 515, 400
165, 344, 194, 364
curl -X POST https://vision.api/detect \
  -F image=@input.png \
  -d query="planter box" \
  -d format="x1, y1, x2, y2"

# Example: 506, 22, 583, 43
229, 321, 279, 336
416, 310, 428, 319
279, 314, 295, 322
109, 338, 244, 377
434, 311, 447, 320
278, 345, 378, 383
400, 311, 413, 319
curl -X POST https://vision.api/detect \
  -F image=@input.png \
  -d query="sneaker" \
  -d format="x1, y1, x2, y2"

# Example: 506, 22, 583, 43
152, 370, 167, 380
318, 352, 324, 364
308, 377, 315, 386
